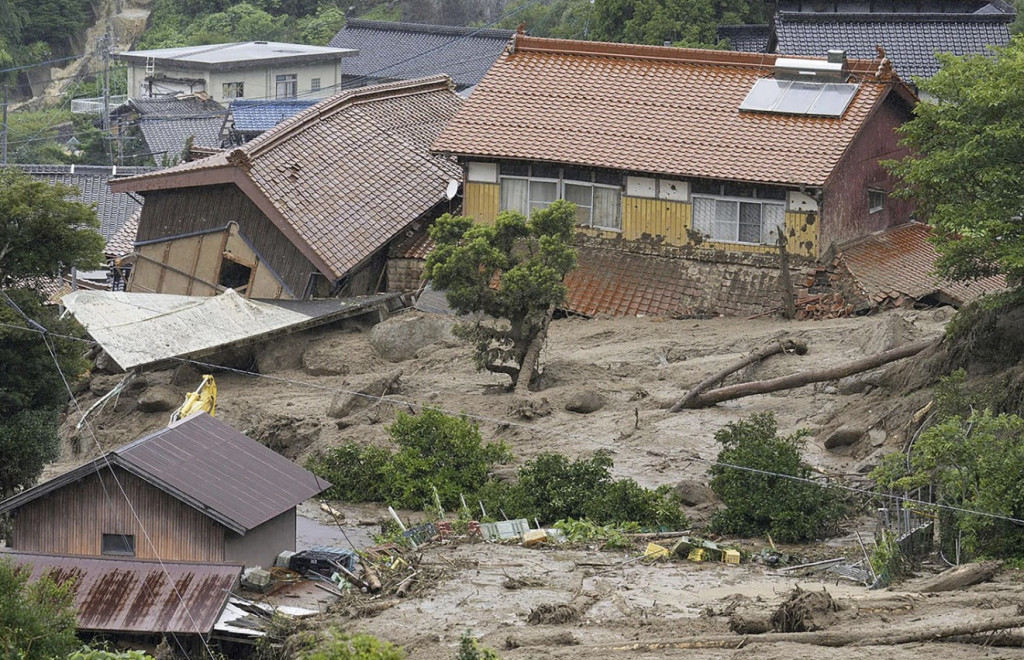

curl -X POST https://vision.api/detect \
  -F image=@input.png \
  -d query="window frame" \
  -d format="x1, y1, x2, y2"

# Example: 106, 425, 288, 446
692, 193, 786, 246
868, 188, 886, 214
101, 533, 136, 557
275, 73, 298, 99
222, 81, 244, 99
498, 165, 622, 232
310, 77, 321, 93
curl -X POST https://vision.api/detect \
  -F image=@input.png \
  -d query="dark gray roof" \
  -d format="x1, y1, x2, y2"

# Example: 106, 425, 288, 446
13, 165, 153, 241
139, 116, 225, 162
128, 95, 226, 118
0, 413, 329, 534
229, 99, 318, 135
329, 19, 514, 89
2, 551, 239, 635
716, 25, 771, 52
775, 0, 1011, 14
774, 12, 1013, 79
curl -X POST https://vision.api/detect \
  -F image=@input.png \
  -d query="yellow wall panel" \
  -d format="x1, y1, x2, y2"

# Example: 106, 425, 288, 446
464, 182, 500, 224
622, 197, 691, 244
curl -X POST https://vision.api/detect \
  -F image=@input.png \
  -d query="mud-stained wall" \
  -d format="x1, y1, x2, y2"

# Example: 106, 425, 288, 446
821, 92, 916, 251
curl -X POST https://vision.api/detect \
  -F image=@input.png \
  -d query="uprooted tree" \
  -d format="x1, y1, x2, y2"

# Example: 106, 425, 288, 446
424, 200, 577, 392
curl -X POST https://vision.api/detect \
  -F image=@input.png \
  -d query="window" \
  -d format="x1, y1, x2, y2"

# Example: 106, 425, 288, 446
102, 533, 136, 557
868, 189, 886, 214
219, 259, 252, 291
498, 165, 622, 231
222, 82, 244, 99
276, 74, 297, 99
311, 77, 321, 93
693, 194, 785, 245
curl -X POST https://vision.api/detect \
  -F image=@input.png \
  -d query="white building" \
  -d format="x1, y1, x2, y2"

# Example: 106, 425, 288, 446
116, 41, 358, 103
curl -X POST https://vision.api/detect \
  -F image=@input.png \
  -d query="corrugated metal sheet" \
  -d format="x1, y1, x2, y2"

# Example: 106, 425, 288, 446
1, 551, 239, 634
61, 289, 398, 369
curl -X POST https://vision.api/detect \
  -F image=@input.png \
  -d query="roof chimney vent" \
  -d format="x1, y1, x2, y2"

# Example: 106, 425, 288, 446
827, 49, 847, 64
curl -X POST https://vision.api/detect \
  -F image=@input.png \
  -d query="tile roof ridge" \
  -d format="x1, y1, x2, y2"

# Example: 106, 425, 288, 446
243, 75, 455, 160
778, 10, 1014, 23
344, 18, 515, 39
511, 34, 886, 72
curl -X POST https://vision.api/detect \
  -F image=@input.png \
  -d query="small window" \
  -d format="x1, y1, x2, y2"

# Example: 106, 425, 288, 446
222, 82, 244, 99
102, 533, 136, 557
219, 259, 253, 290
276, 74, 298, 99
311, 77, 321, 92
869, 189, 886, 214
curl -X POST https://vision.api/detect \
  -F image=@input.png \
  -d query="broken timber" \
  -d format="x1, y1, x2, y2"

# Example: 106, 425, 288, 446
674, 339, 935, 410
670, 338, 808, 412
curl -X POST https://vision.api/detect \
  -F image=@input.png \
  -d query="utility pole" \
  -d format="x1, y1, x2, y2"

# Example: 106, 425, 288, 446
1, 84, 7, 165
101, 31, 113, 166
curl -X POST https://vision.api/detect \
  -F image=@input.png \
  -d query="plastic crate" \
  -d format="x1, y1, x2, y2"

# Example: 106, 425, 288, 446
480, 518, 530, 541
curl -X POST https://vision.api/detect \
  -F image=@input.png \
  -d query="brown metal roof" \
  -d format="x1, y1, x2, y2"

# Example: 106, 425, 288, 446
1, 551, 239, 634
0, 413, 330, 535
109, 76, 463, 282
433, 35, 916, 187
837, 222, 1005, 305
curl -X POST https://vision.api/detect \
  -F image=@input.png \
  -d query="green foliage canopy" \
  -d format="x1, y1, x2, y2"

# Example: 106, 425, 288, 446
709, 413, 849, 542
0, 167, 104, 283
0, 559, 79, 660
886, 35, 1024, 285
424, 202, 577, 386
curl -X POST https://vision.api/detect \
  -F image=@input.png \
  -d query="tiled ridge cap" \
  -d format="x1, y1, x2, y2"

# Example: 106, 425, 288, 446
510, 34, 883, 73
244, 74, 455, 160
345, 18, 515, 39
779, 11, 1014, 23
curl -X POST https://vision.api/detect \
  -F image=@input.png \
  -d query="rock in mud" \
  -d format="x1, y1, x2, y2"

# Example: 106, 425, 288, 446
327, 369, 402, 419
673, 479, 718, 507
823, 424, 865, 450
369, 313, 459, 362
564, 390, 606, 414
136, 384, 181, 412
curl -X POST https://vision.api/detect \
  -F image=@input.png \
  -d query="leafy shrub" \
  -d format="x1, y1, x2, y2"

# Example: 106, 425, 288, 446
455, 631, 499, 660
0, 559, 79, 660
302, 631, 405, 660
709, 413, 849, 542
480, 452, 688, 528
307, 409, 510, 511
553, 519, 641, 549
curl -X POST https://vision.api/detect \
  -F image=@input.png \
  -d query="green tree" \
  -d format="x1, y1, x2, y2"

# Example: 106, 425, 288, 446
709, 413, 849, 542
0, 167, 104, 283
0, 558, 79, 659
303, 631, 405, 659
424, 201, 577, 392
886, 36, 1024, 285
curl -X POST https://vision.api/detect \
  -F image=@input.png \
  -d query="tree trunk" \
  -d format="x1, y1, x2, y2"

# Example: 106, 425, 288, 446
588, 614, 1024, 651
514, 305, 554, 396
670, 337, 808, 412
677, 339, 935, 409
777, 227, 796, 320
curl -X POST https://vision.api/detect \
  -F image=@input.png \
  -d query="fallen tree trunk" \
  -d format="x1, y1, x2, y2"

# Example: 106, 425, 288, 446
669, 337, 808, 412
917, 560, 1001, 593
675, 339, 935, 409
587, 614, 1024, 651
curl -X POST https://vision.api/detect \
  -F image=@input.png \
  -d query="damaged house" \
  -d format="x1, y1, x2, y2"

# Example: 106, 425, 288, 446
0, 412, 329, 568
109, 76, 463, 299
432, 34, 927, 317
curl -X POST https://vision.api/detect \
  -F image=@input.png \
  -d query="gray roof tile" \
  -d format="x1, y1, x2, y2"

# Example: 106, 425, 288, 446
329, 19, 513, 89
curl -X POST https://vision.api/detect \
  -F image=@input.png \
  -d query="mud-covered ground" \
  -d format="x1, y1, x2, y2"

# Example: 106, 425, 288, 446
55, 305, 1024, 658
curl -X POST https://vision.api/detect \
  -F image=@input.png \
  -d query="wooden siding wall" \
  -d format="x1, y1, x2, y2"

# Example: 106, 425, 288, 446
130, 226, 289, 299
463, 182, 499, 224
135, 185, 318, 296
11, 467, 224, 562
463, 183, 818, 258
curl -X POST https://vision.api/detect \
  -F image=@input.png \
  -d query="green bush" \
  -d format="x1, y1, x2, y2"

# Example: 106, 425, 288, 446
0, 559, 79, 660
455, 631, 499, 660
306, 409, 510, 511
709, 413, 849, 542
303, 631, 405, 660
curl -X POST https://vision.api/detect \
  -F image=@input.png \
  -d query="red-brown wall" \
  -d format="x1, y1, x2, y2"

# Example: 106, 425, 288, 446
821, 90, 916, 252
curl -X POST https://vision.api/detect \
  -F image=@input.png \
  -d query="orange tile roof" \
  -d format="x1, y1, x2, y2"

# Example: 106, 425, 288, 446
111, 76, 462, 280
837, 222, 1005, 305
434, 35, 914, 187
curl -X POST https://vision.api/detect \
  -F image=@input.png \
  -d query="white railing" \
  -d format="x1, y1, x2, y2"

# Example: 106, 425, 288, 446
71, 95, 127, 114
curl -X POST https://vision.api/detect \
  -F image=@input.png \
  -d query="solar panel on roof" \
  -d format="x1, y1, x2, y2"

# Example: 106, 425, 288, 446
740, 78, 859, 117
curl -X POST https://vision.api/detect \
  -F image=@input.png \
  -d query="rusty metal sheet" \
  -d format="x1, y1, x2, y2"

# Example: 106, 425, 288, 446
1, 551, 240, 634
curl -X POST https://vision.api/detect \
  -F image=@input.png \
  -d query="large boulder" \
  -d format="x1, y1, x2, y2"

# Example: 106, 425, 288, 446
137, 384, 182, 412
564, 390, 606, 414
369, 313, 459, 362
823, 424, 866, 450
327, 370, 402, 419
